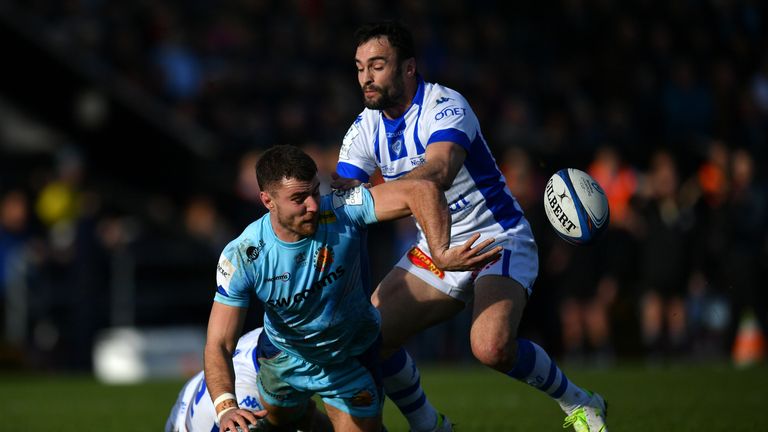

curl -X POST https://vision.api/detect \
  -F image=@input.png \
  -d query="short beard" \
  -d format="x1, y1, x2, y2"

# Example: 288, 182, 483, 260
362, 67, 406, 111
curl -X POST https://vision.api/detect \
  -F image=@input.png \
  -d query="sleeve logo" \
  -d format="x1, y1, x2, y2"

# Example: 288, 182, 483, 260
332, 187, 363, 208
216, 255, 237, 295
340, 118, 362, 160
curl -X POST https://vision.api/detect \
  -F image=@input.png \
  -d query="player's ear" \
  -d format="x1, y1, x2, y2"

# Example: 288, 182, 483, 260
260, 191, 274, 210
404, 58, 416, 77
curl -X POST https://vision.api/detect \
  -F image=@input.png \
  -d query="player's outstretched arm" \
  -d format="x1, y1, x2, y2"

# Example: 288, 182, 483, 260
368, 179, 501, 271
204, 303, 267, 431
401, 141, 466, 190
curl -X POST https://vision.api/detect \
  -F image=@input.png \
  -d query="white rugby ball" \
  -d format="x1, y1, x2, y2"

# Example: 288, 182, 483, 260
543, 168, 609, 245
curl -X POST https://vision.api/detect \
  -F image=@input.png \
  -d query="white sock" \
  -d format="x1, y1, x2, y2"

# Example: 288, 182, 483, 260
507, 338, 591, 413
382, 348, 439, 432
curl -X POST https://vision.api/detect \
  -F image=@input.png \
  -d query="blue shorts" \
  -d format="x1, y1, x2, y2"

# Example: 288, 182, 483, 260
255, 331, 383, 418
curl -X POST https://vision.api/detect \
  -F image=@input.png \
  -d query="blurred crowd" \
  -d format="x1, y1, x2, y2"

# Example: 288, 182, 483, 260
1, 0, 767, 370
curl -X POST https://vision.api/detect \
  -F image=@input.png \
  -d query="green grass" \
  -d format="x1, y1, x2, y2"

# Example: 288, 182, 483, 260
1, 363, 766, 431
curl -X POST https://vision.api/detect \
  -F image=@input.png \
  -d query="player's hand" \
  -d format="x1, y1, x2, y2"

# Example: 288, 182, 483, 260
431, 233, 503, 271
331, 172, 369, 190
220, 407, 267, 432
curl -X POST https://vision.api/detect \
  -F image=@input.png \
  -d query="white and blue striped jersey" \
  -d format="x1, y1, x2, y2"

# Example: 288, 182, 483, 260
165, 328, 264, 432
337, 78, 524, 245
214, 186, 380, 365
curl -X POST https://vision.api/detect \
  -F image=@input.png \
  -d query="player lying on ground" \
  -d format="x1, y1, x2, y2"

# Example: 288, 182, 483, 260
204, 145, 501, 432
166, 327, 282, 432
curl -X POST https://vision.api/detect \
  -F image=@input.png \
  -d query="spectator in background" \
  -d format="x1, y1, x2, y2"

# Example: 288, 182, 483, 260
0, 189, 32, 338
636, 150, 692, 360
722, 148, 767, 355
685, 140, 731, 358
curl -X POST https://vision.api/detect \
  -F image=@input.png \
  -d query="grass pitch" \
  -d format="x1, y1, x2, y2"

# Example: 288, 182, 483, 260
1, 363, 765, 431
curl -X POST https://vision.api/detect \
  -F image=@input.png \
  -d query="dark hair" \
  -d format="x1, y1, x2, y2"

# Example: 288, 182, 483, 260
256, 145, 317, 192
354, 21, 415, 64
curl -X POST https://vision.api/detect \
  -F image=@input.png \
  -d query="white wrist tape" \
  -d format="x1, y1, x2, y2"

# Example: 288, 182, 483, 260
213, 392, 237, 408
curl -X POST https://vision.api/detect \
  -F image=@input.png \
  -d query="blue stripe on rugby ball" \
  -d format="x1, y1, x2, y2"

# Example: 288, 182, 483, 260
556, 169, 592, 244
546, 168, 610, 245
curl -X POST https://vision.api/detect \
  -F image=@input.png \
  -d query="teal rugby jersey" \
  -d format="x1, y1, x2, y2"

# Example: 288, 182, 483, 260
214, 186, 380, 365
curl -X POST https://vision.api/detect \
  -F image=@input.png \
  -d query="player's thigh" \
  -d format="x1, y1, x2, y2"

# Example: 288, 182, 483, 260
323, 403, 382, 432
372, 267, 464, 351
471, 275, 528, 348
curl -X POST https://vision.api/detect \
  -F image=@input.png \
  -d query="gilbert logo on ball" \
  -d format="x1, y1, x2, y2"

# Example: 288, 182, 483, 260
544, 168, 610, 245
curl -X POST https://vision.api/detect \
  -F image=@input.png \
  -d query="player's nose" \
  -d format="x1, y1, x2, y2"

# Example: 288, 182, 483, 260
305, 196, 320, 212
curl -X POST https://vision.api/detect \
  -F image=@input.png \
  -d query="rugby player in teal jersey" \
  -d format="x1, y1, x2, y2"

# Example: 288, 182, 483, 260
204, 145, 501, 432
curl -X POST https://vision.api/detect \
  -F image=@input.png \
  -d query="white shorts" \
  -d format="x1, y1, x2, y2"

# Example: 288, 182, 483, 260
395, 217, 538, 303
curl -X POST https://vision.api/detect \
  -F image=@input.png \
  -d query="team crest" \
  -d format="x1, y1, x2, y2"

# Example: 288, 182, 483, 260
391, 138, 403, 155
313, 246, 334, 272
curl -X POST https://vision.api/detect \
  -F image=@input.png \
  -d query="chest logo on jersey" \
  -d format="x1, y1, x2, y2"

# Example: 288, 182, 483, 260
407, 247, 445, 279
246, 239, 266, 263
434, 96, 453, 106
434, 107, 466, 121
295, 252, 307, 265
265, 272, 291, 283
314, 246, 335, 272
266, 265, 345, 308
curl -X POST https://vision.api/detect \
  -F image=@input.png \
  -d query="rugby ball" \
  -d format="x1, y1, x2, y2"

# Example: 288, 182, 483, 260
543, 168, 609, 245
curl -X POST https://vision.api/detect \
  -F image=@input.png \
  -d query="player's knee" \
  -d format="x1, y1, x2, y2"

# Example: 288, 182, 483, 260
470, 336, 514, 370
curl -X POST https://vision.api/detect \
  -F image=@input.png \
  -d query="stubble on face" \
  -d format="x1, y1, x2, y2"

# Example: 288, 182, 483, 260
269, 178, 320, 241
362, 65, 406, 111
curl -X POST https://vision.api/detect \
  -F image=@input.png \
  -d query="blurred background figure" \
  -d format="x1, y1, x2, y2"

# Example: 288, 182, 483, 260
635, 150, 691, 362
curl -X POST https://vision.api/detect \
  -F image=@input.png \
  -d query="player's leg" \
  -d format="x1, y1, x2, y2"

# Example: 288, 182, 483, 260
471, 219, 607, 431
373, 268, 464, 357
254, 398, 310, 431
316, 344, 384, 432
323, 404, 382, 432
472, 276, 607, 430
372, 268, 463, 432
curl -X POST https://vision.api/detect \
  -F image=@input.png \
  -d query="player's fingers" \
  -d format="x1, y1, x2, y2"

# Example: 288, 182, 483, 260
470, 246, 503, 265
240, 409, 262, 424
466, 238, 497, 255
459, 233, 482, 250
235, 416, 252, 432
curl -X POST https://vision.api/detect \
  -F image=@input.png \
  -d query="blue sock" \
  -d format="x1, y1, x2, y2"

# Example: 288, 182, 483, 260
382, 348, 439, 432
507, 338, 590, 413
